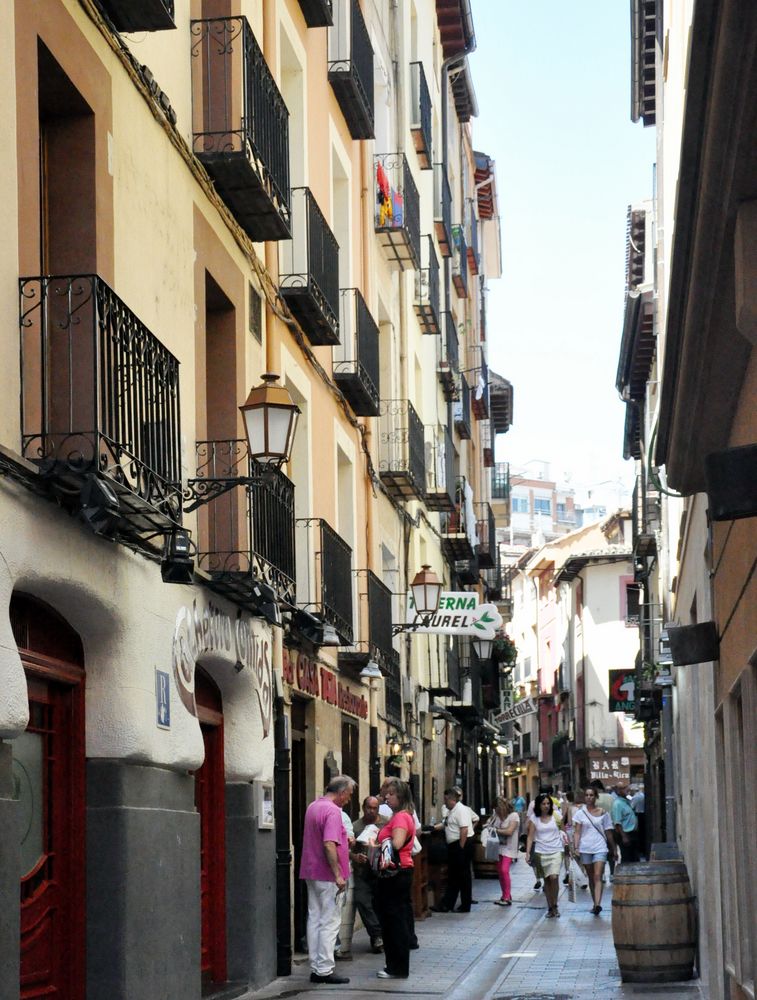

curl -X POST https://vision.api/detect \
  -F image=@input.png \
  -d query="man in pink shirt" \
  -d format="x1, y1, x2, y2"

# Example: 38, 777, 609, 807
299, 775, 357, 985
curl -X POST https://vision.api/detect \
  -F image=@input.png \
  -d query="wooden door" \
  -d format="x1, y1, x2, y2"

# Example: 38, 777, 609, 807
11, 594, 85, 1000
194, 670, 227, 987
290, 698, 308, 953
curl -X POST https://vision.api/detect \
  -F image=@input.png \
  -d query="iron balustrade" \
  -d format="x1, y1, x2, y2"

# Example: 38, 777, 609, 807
192, 440, 296, 606
374, 153, 421, 270
367, 571, 395, 664
452, 225, 469, 298
19, 274, 182, 531
467, 199, 480, 275
474, 501, 496, 568
98, 0, 175, 31
383, 650, 403, 727
378, 399, 425, 500
424, 424, 455, 511
328, 0, 375, 139
433, 163, 453, 257
280, 187, 340, 346
440, 477, 476, 563
437, 312, 459, 400
191, 17, 290, 241
414, 236, 441, 335
333, 289, 380, 416
296, 519, 354, 644
492, 462, 510, 500
409, 62, 432, 168
297, 0, 333, 28
453, 375, 472, 439
469, 347, 489, 419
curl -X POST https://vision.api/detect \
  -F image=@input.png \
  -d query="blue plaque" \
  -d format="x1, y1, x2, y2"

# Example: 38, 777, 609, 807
156, 669, 171, 729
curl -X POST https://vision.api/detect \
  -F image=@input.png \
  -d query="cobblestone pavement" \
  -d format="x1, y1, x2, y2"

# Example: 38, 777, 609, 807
247, 857, 707, 1000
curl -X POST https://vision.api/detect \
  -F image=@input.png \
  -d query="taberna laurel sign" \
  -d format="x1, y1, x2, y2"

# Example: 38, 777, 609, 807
404, 591, 503, 637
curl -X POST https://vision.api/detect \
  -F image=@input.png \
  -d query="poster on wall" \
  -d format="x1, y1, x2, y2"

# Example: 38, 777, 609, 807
609, 669, 636, 712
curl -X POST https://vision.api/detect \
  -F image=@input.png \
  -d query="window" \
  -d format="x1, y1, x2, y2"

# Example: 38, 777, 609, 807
512, 496, 528, 514
625, 584, 641, 626
534, 498, 551, 516
557, 502, 567, 519
249, 283, 262, 343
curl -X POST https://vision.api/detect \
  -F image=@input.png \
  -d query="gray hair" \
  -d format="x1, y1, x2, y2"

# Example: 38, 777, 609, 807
326, 774, 357, 795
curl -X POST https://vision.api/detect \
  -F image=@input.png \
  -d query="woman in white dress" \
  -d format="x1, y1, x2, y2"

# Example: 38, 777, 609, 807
525, 793, 563, 917
572, 786, 617, 915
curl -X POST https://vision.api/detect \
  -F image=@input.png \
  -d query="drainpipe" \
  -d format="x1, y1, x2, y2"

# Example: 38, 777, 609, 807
262, 0, 278, 374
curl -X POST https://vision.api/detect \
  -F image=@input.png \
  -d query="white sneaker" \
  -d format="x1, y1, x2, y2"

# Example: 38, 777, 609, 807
377, 970, 407, 979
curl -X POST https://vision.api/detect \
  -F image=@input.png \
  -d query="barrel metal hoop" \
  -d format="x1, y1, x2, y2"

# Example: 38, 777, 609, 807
612, 895, 697, 907
614, 941, 698, 951
613, 875, 690, 885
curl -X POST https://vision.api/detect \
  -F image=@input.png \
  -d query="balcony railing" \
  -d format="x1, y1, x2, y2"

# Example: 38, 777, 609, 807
191, 17, 290, 241
333, 289, 379, 416
340, 570, 397, 674
378, 399, 425, 500
280, 187, 340, 346
440, 477, 476, 563
467, 201, 480, 275
298, 0, 333, 28
474, 501, 496, 568
375, 153, 421, 271
296, 518, 354, 644
414, 236, 441, 335
99, 0, 175, 31
433, 163, 453, 257
469, 349, 489, 420
453, 375, 472, 439
409, 62, 432, 169
383, 649, 402, 727
451, 225, 469, 298
424, 424, 455, 511
492, 462, 510, 500
20, 275, 182, 540
192, 440, 296, 606
437, 311, 459, 401
328, 0, 375, 139
480, 418, 494, 468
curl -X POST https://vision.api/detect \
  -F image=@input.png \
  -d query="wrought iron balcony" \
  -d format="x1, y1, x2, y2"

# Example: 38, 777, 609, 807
454, 556, 479, 585
434, 163, 453, 257
453, 375, 472, 440
339, 570, 397, 674
298, 0, 333, 27
378, 399, 425, 501
489, 370, 513, 434
469, 348, 489, 420
480, 419, 494, 468
424, 424, 455, 512
191, 17, 290, 241
280, 187, 340, 346
437, 312, 459, 401
451, 225, 469, 298
492, 462, 510, 500
98, 0, 175, 31
467, 201, 480, 275
191, 440, 296, 607
375, 153, 421, 271
409, 62, 432, 169
383, 649, 402, 727
414, 236, 441, 335
19, 275, 182, 542
474, 501, 496, 568
334, 289, 380, 416
328, 0, 375, 139
440, 477, 475, 562
296, 518, 354, 644
428, 636, 460, 698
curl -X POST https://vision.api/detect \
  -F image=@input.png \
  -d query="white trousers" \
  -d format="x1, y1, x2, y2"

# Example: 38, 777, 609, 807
306, 879, 344, 975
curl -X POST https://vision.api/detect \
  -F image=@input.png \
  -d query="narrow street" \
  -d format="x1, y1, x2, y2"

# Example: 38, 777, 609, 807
247, 860, 705, 1000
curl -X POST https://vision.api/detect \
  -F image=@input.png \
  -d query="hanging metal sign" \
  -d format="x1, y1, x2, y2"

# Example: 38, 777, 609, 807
404, 591, 502, 637
496, 697, 538, 724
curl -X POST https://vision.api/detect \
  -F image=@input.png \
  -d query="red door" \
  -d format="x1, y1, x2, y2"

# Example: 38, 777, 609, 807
11, 594, 85, 1000
194, 670, 227, 987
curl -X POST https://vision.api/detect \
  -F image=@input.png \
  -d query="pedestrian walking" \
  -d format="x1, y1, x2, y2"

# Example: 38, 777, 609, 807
525, 792, 563, 918
630, 784, 646, 859
611, 782, 640, 862
526, 785, 562, 890
373, 779, 416, 980
573, 786, 617, 915
336, 796, 384, 959
560, 790, 578, 885
488, 796, 519, 905
431, 787, 476, 912
299, 775, 356, 986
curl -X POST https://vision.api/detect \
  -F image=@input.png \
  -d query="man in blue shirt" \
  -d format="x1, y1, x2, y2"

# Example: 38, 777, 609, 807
611, 784, 639, 863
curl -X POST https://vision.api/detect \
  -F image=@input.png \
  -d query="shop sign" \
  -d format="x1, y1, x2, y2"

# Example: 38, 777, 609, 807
496, 697, 537, 724
404, 591, 502, 637
609, 669, 636, 712
155, 669, 170, 729
589, 753, 632, 783
282, 648, 368, 720
172, 599, 272, 736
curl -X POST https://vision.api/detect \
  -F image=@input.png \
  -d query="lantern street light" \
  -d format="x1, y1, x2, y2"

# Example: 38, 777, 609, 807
471, 636, 493, 660
392, 565, 443, 635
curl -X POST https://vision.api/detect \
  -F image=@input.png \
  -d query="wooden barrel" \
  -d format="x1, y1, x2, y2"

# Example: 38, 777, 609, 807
612, 861, 697, 983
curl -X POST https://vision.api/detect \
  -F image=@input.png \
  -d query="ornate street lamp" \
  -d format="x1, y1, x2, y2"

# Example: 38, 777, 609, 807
240, 373, 300, 468
410, 564, 443, 617
471, 636, 493, 660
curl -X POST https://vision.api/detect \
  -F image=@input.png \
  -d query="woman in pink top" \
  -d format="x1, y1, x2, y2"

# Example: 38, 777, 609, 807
374, 779, 416, 980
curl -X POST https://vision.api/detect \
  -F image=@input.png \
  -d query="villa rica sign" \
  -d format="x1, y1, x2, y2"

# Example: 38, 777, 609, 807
405, 591, 503, 637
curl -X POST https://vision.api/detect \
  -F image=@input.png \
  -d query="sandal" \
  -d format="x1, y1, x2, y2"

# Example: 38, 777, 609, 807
545, 907, 557, 918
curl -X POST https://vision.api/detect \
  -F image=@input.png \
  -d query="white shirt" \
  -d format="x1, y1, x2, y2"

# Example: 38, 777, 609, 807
443, 802, 475, 844
573, 806, 612, 854
631, 791, 645, 814
530, 815, 563, 854
490, 813, 519, 858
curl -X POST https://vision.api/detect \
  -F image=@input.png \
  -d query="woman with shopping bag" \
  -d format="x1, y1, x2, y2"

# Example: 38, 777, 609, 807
572, 786, 617, 915
485, 797, 520, 906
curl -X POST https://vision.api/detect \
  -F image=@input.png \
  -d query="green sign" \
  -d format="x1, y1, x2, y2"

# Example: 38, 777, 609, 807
609, 669, 636, 712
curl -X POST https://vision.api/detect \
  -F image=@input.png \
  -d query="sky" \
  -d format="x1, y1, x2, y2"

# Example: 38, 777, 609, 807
470, 0, 656, 507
